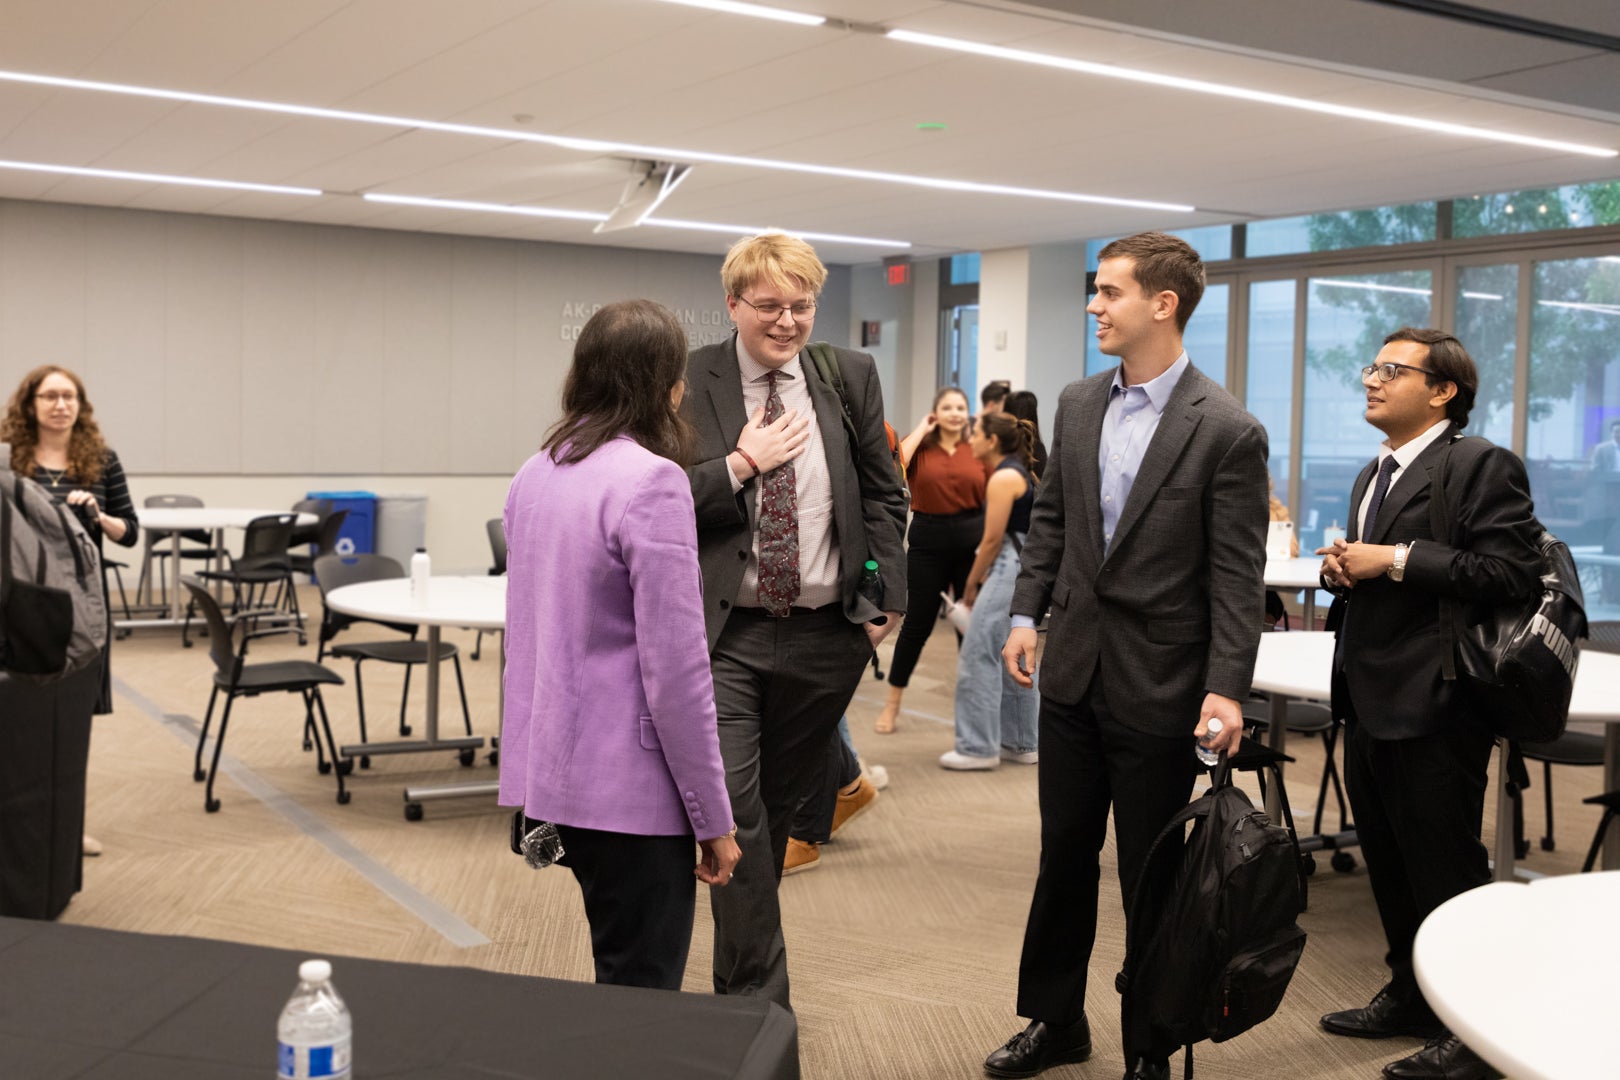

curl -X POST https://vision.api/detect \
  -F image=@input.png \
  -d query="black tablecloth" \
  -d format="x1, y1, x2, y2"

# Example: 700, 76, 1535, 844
0, 917, 798, 1079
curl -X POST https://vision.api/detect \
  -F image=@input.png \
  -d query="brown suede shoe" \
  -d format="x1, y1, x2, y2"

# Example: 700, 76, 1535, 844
830, 775, 878, 835
783, 838, 820, 875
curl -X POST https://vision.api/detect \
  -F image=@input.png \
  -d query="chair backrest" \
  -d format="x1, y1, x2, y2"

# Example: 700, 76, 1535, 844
236, 513, 297, 571
487, 518, 507, 575
181, 577, 239, 681
312, 553, 411, 647
288, 498, 332, 547
145, 494, 204, 510
314, 509, 349, 557
143, 493, 209, 546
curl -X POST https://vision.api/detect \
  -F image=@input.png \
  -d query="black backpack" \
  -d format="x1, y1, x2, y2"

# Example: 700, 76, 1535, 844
1428, 434, 1586, 744
0, 471, 107, 680
1117, 761, 1307, 1078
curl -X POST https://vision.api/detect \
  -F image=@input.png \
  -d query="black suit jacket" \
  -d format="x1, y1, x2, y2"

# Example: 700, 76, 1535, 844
682, 336, 908, 652
1010, 363, 1270, 734
1329, 425, 1540, 740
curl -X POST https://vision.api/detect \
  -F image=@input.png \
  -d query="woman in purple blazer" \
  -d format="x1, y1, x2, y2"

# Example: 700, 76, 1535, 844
500, 299, 740, 990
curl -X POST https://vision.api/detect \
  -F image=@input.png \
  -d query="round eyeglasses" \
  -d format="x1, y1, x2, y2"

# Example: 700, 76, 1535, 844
736, 296, 816, 322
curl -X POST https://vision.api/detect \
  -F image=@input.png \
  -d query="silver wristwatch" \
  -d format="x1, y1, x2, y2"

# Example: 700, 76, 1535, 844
1388, 542, 1410, 582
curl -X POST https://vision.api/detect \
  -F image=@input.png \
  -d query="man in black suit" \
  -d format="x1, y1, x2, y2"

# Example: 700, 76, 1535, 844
683, 232, 908, 1009
986, 232, 1270, 1080
1317, 328, 1538, 1080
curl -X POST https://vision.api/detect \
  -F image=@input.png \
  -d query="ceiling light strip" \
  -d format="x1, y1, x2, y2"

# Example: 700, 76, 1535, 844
886, 29, 1617, 159
0, 68, 1193, 212
363, 193, 910, 247
0, 158, 322, 195
648, 0, 825, 26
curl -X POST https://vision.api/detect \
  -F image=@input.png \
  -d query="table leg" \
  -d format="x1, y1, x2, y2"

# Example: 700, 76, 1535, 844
169, 530, 185, 620
1606, 727, 1620, 871
424, 624, 441, 743
1301, 592, 1316, 631
1492, 740, 1517, 883
402, 628, 502, 815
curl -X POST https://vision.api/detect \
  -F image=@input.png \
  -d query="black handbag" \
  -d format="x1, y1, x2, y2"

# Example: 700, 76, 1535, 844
1429, 435, 1586, 743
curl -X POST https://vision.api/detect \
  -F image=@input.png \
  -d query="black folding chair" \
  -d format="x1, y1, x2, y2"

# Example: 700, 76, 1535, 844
182, 579, 349, 813
471, 518, 506, 662
183, 513, 304, 648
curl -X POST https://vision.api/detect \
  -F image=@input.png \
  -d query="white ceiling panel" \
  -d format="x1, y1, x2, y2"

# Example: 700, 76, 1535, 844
0, 0, 1615, 264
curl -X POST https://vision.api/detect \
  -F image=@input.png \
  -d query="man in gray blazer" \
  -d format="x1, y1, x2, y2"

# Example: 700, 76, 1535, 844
683, 232, 907, 1010
986, 232, 1269, 1080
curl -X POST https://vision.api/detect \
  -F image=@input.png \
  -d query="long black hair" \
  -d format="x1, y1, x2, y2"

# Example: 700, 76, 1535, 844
979, 412, 1038, 475
542, 300, 695, 466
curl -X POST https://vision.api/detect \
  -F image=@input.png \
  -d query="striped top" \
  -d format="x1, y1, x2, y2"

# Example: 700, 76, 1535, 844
31, 448, 140, 554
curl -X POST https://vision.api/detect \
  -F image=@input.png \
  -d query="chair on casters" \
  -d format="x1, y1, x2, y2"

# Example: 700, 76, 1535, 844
102, 558, 133, 639
312, 553, 475, 768
137, 494, 225, 607
470, 518, 506, 662
183, 514, 304, 648
1243, 697, 1355, 874
181, 578, 349, 813
288, 498, 332, 553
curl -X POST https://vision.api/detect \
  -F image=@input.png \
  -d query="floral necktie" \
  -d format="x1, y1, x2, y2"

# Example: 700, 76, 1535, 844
755, 371, 800, 615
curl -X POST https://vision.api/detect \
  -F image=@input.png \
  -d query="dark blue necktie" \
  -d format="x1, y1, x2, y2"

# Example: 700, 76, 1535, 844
1362, 455, 1399, 541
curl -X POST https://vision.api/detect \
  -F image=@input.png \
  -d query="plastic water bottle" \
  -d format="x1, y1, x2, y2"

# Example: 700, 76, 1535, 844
410, 547, 430, 607
1196, 718, 1224, 767
277, 959, 351, 1079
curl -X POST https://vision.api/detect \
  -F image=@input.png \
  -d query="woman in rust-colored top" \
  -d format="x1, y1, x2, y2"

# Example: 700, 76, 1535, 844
874, 386, 985, 734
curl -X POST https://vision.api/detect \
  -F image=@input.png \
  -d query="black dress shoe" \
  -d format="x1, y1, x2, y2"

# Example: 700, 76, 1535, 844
983, 1016, 1092, 1079
1382, 1035, 1502, 1080
1320, 982, 1445, 1040
1122, 1057, 1170, 1080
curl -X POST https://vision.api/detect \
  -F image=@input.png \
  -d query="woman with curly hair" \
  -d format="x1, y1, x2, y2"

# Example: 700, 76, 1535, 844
4, 365, 139, 825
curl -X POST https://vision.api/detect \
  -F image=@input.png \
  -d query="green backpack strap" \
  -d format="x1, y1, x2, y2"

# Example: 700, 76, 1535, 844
805, 341, 863, 465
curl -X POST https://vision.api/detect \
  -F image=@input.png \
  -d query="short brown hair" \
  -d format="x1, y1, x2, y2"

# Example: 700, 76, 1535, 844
721, 233, 827, 299
1383, 327, 1477, 429
1096, 231, 1205, 332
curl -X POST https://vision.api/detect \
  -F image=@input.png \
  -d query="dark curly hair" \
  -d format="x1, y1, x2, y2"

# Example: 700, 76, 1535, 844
4, 364, 107, 484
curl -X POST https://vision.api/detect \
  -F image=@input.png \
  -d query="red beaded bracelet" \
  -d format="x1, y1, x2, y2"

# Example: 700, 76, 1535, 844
735, 448, 762, 478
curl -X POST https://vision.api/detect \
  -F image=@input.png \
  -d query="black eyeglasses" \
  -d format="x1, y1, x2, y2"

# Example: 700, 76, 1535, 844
1361, 361, 1434, 383
736, 296, 816, 322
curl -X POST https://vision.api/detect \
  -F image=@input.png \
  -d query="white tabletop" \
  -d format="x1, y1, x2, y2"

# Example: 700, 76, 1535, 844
1249, 631, 1620, 720
1414, 872, 1620, 1080
324, 575, 506, 630
141, 508, 317, 531
1263, 556, 1324, 589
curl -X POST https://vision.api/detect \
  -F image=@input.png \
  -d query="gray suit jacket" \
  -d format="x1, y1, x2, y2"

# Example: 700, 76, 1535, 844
683, 336, 909, 653
1010, 364, 1270, 734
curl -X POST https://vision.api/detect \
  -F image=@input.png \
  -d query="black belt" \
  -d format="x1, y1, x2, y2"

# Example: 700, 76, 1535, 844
732, 603, 837, 620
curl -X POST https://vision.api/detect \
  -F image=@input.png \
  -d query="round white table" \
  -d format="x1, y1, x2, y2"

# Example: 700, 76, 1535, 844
1264, 556, 1328, 628
1251, 632, 1620, 878
324, 575, 505, 819
1414, 872, 1620, 1079
132, 507, 318, 624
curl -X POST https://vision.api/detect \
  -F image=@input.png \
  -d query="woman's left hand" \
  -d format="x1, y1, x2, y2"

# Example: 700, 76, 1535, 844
696, 833, 742, 885
962, 580, 981, 609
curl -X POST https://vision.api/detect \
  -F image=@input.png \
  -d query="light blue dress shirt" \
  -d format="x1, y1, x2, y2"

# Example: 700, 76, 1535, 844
1011, 353, 1189, 632
1098, 352, 1189, 551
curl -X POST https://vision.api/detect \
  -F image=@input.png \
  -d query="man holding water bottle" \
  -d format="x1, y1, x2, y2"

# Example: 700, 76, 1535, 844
984, 232, 1270, 1080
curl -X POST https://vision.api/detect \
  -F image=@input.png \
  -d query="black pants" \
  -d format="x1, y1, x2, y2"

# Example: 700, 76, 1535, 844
708, 605, 871, 1008
1344, 717, 1493, 999
887, 511, 981, 688
790, 732, 861, 844
557, 824, 698, 991
1015, 666, 1198, 1035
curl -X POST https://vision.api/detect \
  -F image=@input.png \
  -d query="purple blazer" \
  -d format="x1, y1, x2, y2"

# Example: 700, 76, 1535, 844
498, 436, 733, 841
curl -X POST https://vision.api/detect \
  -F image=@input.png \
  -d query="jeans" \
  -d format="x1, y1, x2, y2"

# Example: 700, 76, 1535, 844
952, 537, 1039, 758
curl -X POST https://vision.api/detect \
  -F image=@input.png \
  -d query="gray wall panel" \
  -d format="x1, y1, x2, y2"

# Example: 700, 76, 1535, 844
163, 215, 243, 473
85, 206, 167, 473
241, 220, 319, 475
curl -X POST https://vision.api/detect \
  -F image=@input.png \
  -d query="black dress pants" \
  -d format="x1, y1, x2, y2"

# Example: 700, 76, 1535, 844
1015, 666, 1198, 1031
708, 605, 871, 1008
789, 732, 861, 844
887, 511, 980, 688
556, 824, 698, 991
1344, 717, 1493, 999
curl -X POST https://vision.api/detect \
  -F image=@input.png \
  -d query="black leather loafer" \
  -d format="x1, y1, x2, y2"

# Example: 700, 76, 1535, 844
1320, 983, 1445, 1040
983, 1016, 1092, 1079
1122, 1057, 1170, 1080
1382, 1035, 1503, 1080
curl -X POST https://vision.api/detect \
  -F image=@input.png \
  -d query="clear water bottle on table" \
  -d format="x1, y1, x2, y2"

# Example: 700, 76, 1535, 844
277, 959, 352, 1079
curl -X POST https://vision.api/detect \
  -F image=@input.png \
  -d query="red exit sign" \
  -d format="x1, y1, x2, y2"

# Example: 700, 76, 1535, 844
885, 263, 911, 286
